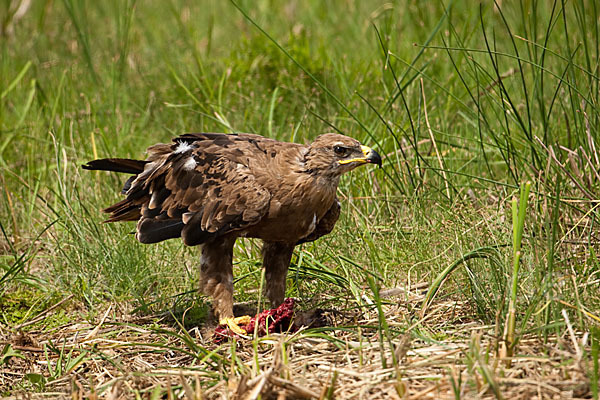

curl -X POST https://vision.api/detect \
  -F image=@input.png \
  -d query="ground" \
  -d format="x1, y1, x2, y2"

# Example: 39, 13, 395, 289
0, 285, 593, 399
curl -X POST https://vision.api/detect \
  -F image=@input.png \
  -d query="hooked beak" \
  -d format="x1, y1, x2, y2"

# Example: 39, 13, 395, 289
361, 145, 382, 167
338, 145, 382, 167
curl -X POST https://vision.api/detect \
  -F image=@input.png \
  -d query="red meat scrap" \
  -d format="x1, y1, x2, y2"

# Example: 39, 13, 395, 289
214, 298, 296, 343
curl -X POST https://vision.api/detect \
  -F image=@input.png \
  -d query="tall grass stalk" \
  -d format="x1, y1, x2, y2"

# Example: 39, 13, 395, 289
592, 327, 599, 400
502, 180, 532, 366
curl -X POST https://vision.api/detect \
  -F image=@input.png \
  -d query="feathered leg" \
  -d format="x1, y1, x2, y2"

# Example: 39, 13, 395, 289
200, 235, 249, 334
262, 242, 295, 307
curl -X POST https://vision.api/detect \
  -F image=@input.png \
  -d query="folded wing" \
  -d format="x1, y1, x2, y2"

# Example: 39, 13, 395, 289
84, 133, 273, 246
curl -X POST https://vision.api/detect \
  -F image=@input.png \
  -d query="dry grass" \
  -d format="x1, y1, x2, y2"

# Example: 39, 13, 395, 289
1, 283, 593, 399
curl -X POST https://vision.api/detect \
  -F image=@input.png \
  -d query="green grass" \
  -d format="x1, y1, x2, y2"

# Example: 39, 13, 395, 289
1, 0, 599, 398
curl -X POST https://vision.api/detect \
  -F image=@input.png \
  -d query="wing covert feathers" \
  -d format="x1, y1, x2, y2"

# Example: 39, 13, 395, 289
88, 133, 274, 245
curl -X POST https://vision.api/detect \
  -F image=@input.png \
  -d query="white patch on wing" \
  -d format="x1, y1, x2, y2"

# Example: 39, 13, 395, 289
307, 213, 317, 234
183, 157, 196, 170
174, 141, 193, 154
149, 191, 160, 209
182, 212, 194, 224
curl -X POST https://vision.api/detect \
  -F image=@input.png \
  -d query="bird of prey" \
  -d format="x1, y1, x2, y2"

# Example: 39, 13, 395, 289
83, 132, 381, 334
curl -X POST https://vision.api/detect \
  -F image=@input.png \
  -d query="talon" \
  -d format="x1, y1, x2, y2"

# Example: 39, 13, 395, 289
219, 316, 251, 335
234, 315, 251, 325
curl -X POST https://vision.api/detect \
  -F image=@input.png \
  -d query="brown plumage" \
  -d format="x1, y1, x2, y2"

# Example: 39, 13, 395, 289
83, 132, 381, 333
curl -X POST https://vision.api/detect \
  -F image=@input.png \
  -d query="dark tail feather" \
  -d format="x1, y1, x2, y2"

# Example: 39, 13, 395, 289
82, 158, 147, 174
137, 218, 184, 244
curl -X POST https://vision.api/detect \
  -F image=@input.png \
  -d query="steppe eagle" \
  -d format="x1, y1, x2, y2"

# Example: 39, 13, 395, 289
83, 132, 381, 334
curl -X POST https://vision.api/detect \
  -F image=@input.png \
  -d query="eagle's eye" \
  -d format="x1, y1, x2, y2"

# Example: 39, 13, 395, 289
333, 145, 348, 156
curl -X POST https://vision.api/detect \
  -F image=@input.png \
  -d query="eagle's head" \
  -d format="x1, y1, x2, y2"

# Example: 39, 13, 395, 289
304, 133, 382, 177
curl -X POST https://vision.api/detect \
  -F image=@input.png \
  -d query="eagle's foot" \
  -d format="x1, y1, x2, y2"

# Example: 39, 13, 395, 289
219, 316, 251, 335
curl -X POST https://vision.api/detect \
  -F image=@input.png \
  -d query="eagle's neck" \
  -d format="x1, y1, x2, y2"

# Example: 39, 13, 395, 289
302, 147, 342, 180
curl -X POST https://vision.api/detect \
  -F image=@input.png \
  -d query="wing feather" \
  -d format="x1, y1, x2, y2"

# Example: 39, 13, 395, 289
100, 133, 273, 245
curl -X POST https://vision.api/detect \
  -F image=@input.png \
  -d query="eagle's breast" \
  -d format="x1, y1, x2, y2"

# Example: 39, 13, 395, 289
242, 167, 337, 243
